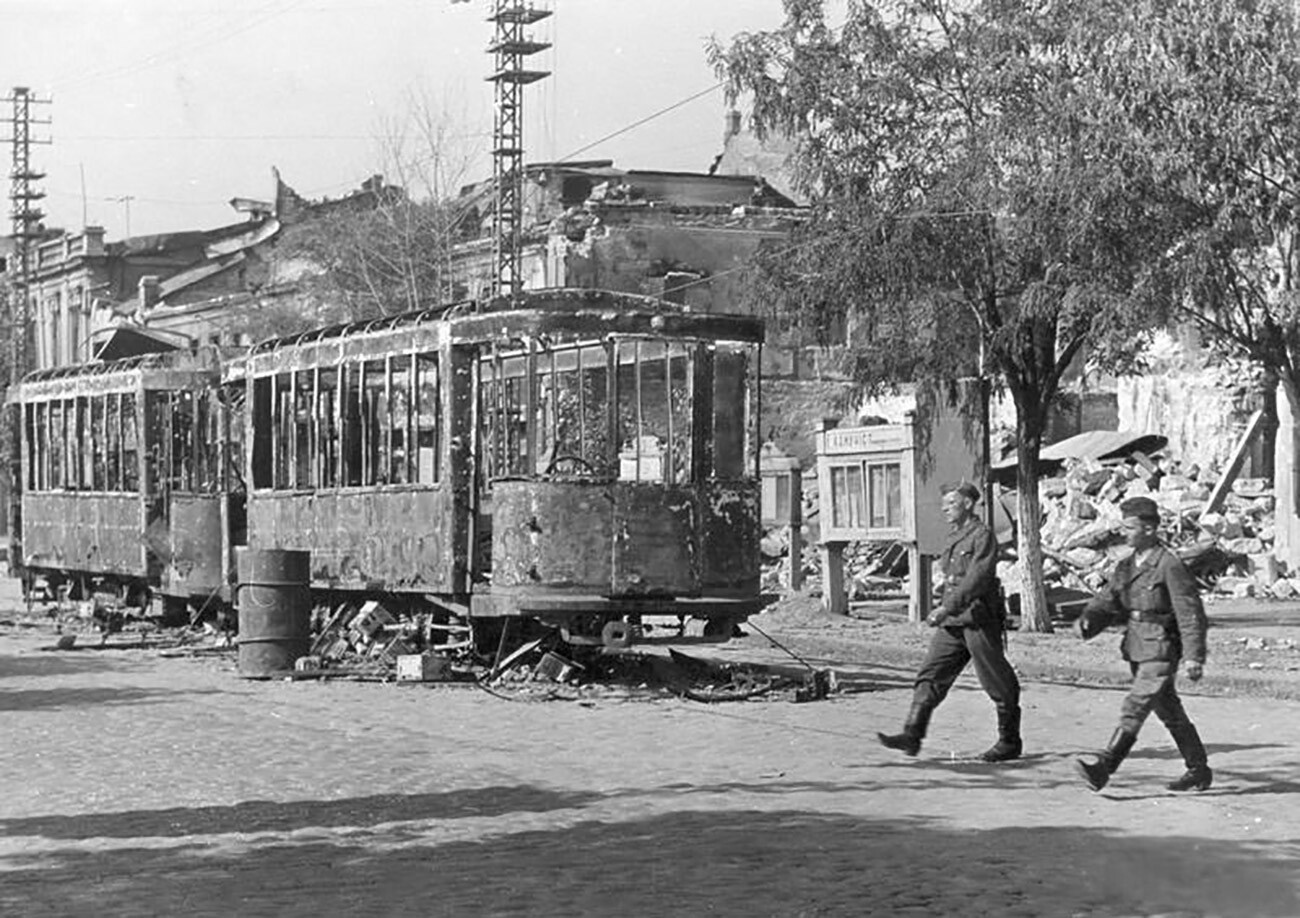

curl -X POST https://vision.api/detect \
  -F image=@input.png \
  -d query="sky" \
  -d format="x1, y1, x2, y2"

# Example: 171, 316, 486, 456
0, 0, 785, 239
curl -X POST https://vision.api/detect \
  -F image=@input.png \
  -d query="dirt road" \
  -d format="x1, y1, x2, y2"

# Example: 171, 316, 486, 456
2, 593, 1299, 917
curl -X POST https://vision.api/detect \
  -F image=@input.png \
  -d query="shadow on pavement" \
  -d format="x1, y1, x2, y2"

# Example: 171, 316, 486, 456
1, 809, 1295, 917
0, 686, 220, 712
0, 653, 135, 680
0, 786, 605, 840
1127, 742, 1288, 761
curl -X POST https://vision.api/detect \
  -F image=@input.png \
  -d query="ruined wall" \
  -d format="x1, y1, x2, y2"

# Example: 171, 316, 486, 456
563, 206, 795, 315
763, 373, 857, 468
1113, 334, 1265, 477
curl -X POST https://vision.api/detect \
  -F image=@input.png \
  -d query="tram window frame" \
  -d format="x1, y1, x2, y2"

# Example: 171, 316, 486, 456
479, 344, 531, 482
293, 371, 314, 490
250, 351, 439, 493
91, 397, 107, 491
415, 353, 440, 484
612, 338, 696, 484
75, 397, 91, 489
361, 359, 388, 485
106, 394, 122, 491
273, 373, 294, 490
144, 392, 165, 497
49, 400, 65, 490
709, 342, 759, 481
341, 363, 363, 487
32, 403, 47, 491
390, 355, 413, 485
251, 376, 272, 490
122, 393, 140, 492
23, 405, 35, 491
170, 390, 194, 492
317, 366, 339, 489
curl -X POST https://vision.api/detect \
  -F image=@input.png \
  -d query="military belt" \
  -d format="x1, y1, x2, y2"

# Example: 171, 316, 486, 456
1128, 610, 1172, 624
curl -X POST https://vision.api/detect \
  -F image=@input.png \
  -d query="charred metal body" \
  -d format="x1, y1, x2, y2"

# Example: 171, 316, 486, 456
12, 289, 771, 653
11, 350, 236, 618
229, 287, 772, 651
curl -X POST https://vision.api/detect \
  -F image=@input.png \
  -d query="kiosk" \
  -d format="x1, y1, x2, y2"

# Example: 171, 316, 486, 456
815, 390, 986, 621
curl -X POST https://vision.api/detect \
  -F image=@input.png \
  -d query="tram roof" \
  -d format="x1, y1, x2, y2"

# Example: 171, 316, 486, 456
14, 348, 223, 400
246, 287, 764, 357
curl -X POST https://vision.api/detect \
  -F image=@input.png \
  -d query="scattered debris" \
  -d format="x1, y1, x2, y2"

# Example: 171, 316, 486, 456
763, 428, 1287, 617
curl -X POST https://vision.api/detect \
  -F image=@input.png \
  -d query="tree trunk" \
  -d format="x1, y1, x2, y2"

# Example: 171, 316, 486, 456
1014, 415, 1054, 633
1274, 373, 1300, 570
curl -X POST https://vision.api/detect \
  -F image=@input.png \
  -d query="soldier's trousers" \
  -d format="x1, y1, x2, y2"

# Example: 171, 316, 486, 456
1119, 660, 1195, 736
912, 622, 1020, 713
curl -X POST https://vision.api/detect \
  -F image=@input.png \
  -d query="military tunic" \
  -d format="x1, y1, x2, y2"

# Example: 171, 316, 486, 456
911, 517, 1020, 712
1079, 545, 1208, 734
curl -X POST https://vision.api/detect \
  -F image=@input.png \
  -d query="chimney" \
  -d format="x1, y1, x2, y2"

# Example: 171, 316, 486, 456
83, 226, 106, 257
138, 275, 161, 310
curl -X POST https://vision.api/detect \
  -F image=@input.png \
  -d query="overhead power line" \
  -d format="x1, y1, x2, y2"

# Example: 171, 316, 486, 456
556, 82, 723, 163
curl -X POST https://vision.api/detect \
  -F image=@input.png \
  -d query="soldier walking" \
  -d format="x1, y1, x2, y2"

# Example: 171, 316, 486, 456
1075, 496, 1212, 792
878, 482, 1023, 762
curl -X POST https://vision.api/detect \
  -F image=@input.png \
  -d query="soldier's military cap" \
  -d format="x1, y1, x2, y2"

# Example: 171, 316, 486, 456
943, 481, 982, 503
1119, 496, 1160, 523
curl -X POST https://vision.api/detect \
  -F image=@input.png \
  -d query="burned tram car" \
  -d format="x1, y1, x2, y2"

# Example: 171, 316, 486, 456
232, 288, 769, 650
13, 350, 236, 618
14, 288, 770, 653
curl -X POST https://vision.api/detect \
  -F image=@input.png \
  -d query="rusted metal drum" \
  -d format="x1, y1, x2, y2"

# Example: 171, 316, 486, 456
236, 548, 311, 678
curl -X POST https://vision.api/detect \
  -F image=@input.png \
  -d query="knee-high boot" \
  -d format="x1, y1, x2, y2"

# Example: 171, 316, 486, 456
980, 705, 1023, 762
1166, 722, 1212, 792
877, 701, 933, 756
1076, 727, 1136, 791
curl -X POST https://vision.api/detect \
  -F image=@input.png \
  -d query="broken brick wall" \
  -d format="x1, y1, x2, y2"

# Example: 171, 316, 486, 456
1113, 333, 1268, 479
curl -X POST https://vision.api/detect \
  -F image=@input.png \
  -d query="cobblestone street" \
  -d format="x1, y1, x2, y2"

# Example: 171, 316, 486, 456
3, 598, 1300, 918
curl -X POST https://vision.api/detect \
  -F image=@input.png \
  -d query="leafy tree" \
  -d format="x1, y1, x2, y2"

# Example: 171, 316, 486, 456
711, 0, 1173, 630
1090, 0, 1300, 561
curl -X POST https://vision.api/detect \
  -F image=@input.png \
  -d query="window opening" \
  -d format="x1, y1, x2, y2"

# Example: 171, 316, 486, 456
274, 374, 293, 490
106, 394, 122, 491
91, 397, 106, 491
295, 371, 314, 489
342, 363, 363, 486
76, 397, 90, 489
318, 367, 339, 488
362, 359, 388, 485
830, 464, 865, 529
390, 354, 412, 484
49, 401, 64, 490
251, 377, 272, 490
122, 394, 139, 492
172, 390, 195, 492
712, 344, 753, 480
613, 338, 695, 483
415, 353, 440, 483
868, 462, 902, 529
23, 405, 35, 491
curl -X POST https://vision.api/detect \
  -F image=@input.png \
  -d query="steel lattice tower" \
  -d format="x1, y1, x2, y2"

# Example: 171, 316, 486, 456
5, 87, 49, 386
3, 86, 49, 581
487, 1, 550, 299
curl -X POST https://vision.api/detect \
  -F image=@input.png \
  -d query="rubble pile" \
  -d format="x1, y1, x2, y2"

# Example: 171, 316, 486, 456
294, 600, 473, 681
1028, 456, 1277, 601
760, 444, 1288, 606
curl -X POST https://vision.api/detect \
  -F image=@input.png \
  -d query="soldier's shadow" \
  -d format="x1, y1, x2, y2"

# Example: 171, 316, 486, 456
1127, 742, 1287, 760
1103, 763, 1300, 800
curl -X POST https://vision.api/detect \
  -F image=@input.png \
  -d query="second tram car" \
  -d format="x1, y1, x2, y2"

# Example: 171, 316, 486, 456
230, 288, 770, 648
